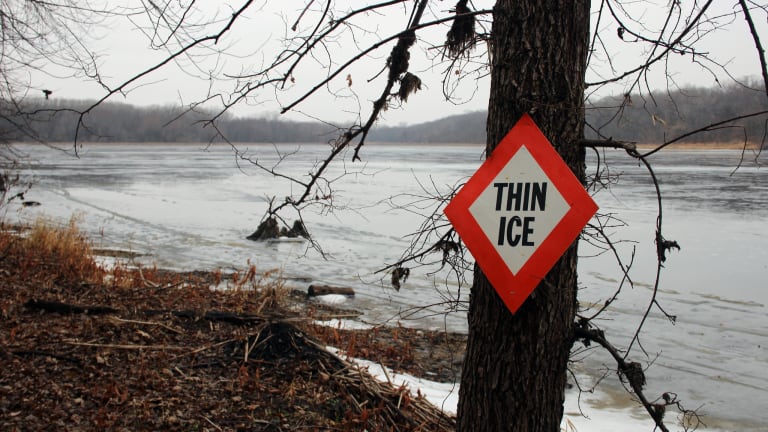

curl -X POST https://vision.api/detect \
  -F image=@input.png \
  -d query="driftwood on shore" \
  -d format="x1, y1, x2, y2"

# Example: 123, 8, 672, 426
307, 284, 355, 297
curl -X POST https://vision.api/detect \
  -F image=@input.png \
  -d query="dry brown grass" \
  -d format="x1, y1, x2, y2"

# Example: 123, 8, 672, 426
0, 218, 288, 310
2, 217, 105, 288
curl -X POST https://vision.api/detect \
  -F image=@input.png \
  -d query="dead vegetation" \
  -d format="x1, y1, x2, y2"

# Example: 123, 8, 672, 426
0, 219, 461, 431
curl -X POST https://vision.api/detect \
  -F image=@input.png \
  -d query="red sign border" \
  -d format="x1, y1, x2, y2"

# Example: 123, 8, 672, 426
444, 114, 598, 313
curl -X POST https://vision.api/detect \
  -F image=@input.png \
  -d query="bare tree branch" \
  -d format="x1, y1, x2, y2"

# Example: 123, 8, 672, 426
641, 110, 768, 157
739, 0, 768, 97
587, 0, 715, 89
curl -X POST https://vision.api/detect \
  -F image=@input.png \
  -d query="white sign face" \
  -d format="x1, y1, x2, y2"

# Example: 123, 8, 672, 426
467, 144, 569, 275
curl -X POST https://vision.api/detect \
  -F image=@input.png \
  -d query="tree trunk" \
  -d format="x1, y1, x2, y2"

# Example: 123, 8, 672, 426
457, 1, 590, 431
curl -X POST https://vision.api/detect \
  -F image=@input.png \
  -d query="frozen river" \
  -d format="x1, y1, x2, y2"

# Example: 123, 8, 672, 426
7, 142, 767, 431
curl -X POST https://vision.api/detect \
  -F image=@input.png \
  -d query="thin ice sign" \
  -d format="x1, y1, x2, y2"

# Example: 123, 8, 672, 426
444, 114, 598, 314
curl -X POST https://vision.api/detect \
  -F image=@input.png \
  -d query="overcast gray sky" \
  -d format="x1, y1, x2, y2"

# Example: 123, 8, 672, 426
30, 1, 766, 126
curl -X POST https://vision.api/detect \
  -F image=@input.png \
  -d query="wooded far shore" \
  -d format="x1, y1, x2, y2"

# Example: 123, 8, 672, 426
4, 82, 767, 147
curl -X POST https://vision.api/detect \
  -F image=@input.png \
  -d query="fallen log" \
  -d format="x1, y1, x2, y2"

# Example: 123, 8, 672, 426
26, 299, 270, 326
307, 285, 355, 297
25, 299, 118, 315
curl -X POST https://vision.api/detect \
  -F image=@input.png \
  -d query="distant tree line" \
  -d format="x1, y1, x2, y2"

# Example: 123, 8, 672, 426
586, 81, 768, 145
3, 82, 766, 145
372, 82, 768, 145
0, 99, 340, 144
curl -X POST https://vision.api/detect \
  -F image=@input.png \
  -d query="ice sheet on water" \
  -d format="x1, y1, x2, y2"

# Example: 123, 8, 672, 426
9, 143, 767, 430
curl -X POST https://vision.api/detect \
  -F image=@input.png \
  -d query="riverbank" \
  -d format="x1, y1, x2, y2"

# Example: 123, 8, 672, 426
0, 221, 462, 430
635, 141, 764, 150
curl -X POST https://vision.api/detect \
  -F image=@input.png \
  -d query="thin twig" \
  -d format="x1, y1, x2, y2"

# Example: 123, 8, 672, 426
64, 341, 187, 350
105, 316, 184, 334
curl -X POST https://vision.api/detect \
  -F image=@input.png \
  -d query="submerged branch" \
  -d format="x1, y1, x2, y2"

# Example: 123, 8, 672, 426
574, 323, 669, 432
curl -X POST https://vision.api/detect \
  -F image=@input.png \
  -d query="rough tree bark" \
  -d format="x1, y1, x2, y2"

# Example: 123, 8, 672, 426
457, 1, 591, 431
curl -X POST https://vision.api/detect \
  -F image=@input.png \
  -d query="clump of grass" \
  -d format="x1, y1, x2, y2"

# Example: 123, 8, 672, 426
104, 261, 161, 290
18, 216, 104, 286
223, 262, 288, 312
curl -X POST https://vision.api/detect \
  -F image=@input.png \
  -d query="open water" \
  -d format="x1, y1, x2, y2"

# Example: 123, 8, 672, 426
7, 142, 767, 431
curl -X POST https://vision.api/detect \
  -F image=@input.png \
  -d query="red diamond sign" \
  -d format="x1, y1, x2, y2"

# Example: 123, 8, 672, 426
444, 114, 598, 314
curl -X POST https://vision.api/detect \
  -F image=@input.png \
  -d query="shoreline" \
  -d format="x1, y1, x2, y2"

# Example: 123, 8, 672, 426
0, 222, 462, 430
635, 141, 764, 150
